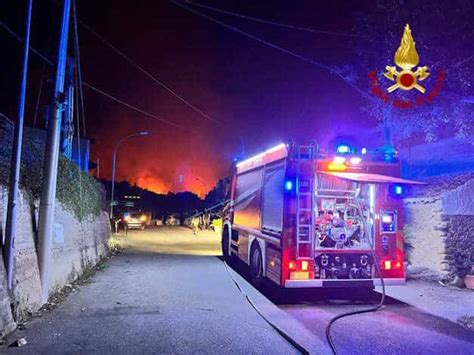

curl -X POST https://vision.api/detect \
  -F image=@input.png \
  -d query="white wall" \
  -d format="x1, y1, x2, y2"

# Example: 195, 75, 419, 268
0, 186, 111, 335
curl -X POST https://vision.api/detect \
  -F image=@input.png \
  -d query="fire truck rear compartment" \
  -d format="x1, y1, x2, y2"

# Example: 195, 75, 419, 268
314, 253, 373, 280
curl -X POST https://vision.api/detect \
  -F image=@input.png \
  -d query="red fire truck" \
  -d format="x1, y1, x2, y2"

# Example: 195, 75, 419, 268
221, 142, 421, 289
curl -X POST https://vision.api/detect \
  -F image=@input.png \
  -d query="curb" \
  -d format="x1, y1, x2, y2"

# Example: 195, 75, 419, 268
228, 268, 331, 354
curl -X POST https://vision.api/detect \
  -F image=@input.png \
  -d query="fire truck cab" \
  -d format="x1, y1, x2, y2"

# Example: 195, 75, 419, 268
222, 142, 421, 289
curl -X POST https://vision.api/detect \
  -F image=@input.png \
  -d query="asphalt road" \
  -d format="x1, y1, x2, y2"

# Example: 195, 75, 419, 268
8, 226, 297, 354
8, 226, 473, 354
228, 248, 474, 355
257, 283, 474, 354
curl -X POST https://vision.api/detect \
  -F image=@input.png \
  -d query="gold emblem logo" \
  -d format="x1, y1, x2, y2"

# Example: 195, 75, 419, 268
384, 24, 429, 93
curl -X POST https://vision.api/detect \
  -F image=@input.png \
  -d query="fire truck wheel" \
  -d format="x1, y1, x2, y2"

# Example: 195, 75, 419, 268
250, 243, 264, 287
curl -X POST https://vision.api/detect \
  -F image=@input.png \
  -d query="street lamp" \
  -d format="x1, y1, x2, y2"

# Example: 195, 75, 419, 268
110, 131, 149, 217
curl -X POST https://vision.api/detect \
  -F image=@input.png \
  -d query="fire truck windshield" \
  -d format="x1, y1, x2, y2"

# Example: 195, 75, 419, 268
315, 174, 374, 250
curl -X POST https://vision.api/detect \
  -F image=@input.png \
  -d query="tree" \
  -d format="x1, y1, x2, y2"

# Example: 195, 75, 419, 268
338, 0, 474, 146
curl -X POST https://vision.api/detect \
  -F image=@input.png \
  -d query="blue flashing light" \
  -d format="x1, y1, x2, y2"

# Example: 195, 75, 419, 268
336, 145, 351, 154
394, 185, 403, 195
361, 147, 367, 155
285, 180, 293, 191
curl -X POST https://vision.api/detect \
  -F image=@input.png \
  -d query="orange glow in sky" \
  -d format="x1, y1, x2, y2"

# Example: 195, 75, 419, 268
135, 174, 169, 194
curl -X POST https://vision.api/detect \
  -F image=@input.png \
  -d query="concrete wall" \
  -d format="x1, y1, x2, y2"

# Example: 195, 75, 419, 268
403, 174, 474, 281
404, 198, 447, 275
0, 186, 111, 335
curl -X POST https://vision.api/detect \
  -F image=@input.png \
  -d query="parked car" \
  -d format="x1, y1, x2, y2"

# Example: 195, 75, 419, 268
123, 212, 147, 230
165, 215, 180, 226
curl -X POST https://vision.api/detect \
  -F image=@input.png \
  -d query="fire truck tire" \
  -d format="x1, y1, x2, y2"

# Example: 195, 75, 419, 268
250, 243, 264, 287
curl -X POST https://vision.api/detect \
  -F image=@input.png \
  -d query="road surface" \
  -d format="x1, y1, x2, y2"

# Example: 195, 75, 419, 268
7, 226, 473, 354
8, 226, 296, 354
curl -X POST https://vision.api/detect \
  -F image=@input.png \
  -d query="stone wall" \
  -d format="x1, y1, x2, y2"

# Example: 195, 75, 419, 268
0, 186, 111, 335
403, 174, 474, 282
443, 215, 474, 279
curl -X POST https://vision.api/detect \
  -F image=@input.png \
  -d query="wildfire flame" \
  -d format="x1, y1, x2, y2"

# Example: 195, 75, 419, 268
394, 24, 419, 70
136, 174, 169, 194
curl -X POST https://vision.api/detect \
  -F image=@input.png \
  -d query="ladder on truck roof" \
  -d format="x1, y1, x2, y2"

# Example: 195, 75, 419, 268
295, 143, 317, 260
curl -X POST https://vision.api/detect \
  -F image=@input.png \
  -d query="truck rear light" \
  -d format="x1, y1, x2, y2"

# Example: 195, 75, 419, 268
288, 261, 296, 270
287, 260, 314, 280
301, 260, 309, 271
382, 260, 402, 270
327, 162, 347, 171
290, 271, 309, 280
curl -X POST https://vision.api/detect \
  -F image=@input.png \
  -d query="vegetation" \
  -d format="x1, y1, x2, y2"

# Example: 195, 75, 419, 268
336, 0, 474, 146
454, 249, 473, 278
100, 179, 204, 219
99, 176, 231, 220
0, 118, 105, 221
56, 156, 104, 221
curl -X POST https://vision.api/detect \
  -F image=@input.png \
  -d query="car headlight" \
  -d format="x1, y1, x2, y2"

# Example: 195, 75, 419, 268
140, 215, 147, 222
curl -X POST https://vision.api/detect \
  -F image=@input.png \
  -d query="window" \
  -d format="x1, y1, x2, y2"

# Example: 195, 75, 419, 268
262, 163, 285, 233
234, 168, 263, 229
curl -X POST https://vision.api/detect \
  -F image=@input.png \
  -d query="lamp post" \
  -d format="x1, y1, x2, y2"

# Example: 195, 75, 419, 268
110, 131, 149, 217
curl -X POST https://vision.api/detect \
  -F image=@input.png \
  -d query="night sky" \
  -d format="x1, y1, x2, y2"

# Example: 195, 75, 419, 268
1, 0, 473, 195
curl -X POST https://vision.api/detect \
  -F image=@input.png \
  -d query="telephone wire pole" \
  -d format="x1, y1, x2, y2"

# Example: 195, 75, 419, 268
37, 0, 72, 303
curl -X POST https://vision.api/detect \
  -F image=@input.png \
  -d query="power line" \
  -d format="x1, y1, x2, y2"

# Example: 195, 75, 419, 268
83, 82, 184, 129
32, 60, 47, 128
169, 1, 372, 101
186, 1, 358, 38
1, 20, 187, 131
0, 21, 54, 65
78, 19, 220, 124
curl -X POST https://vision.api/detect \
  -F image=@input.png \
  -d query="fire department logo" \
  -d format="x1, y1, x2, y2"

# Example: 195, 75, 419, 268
368, 24, 445, 109
384, 24, 429, 93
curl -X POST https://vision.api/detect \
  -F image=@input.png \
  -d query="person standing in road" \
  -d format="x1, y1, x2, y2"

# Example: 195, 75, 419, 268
192, 216, 200, 235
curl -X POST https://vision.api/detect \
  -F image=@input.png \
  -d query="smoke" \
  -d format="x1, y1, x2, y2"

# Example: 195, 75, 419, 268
88, 101, 229, 195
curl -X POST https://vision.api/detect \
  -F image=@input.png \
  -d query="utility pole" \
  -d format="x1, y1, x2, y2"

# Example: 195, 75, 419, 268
37, 0, 71, 303
61, 57, 76, 159
3, 0, 33, 290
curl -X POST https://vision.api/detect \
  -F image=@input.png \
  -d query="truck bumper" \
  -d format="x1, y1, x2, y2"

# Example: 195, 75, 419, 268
284, 278, 405, 288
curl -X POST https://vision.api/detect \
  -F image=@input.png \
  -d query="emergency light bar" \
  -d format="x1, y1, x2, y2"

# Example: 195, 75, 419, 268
336, 145, 351, 154
235, 143, 286, 168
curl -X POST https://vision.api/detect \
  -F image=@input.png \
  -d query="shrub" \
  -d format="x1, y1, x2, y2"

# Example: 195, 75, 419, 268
0, 118, 103, 221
